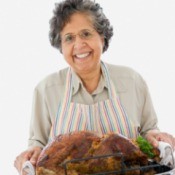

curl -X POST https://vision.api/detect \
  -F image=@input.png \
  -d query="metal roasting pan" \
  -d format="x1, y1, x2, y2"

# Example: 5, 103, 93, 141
62, 153, 175, 175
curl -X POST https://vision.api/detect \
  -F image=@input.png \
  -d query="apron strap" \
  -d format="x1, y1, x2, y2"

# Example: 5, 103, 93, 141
52, 68, 72, 138
101, 62, 118, 98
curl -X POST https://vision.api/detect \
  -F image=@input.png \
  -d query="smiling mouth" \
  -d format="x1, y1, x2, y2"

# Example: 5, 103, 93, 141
74, 52, 91, 59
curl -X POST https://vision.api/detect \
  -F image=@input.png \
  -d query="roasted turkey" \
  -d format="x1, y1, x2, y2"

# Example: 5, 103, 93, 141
36, 131, 159, 175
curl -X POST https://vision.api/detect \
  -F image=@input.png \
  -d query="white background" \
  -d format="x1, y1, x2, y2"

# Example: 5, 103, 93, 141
0, 0, 175, 174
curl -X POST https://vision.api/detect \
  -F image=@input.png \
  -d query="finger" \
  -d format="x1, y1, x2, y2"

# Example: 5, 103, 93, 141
146, 134, 159, 148
30, 149, 42, 166
166, 135, 175, 149
155, 133, 175, 148
23, 150, 33, 160
14, 159, 21, 173
14, 149, 35, 173
14, 154, 29, 173
172, 137, 175, 150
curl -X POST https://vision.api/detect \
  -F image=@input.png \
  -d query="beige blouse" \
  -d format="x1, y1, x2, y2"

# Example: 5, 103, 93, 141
28, 63, 158, 148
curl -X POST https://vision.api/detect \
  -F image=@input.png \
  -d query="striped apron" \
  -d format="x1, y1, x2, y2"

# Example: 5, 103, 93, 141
49, 62, 138, 141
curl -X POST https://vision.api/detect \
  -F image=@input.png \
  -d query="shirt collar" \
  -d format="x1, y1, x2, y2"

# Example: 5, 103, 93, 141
71, 66, 108, 95
71, 70, 82, 95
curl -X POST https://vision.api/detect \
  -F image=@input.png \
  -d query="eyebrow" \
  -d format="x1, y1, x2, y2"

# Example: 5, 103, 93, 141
63, 29, 93, 37
64, 32, 75, 36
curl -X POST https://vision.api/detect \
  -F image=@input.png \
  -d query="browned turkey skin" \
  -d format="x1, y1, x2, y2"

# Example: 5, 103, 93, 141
36, 131, 156, 175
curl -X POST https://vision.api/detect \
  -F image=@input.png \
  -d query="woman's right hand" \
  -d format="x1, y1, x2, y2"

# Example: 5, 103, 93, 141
14, 146, 42, 174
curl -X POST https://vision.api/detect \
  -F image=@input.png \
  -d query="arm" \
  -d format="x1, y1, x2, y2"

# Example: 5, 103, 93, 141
28, 87, 51, 148
14, 86, 52, 173
137, 74, 175, 149
133, 73, 158, 136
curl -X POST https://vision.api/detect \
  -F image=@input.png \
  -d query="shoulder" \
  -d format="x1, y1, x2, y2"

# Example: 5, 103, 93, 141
105, 62, 142, 79
34, 67, 69, 93
105, 62, 147, 92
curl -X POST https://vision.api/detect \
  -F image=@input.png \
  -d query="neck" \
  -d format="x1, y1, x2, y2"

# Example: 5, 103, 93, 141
78, 66, 101, 94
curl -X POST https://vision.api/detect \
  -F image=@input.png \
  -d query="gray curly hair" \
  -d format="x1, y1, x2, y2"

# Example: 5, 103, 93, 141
49, 0, 113, 53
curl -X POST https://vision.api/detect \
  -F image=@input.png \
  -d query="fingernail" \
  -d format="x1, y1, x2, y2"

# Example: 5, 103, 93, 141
30, 159, 36, 163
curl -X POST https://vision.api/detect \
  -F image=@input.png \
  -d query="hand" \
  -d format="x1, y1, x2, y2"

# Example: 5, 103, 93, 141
145, 130, 175, 150
14, 146, 42, 174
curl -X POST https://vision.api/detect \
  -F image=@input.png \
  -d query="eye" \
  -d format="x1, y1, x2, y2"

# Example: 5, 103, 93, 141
64, 34, 74, 43
81, 30, 93, 39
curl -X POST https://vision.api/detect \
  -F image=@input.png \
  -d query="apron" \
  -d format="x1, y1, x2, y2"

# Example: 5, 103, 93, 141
49, 62, 138, 141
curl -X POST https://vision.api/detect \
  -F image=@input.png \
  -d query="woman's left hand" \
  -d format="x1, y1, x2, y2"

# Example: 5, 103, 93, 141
145, 130, 175, 150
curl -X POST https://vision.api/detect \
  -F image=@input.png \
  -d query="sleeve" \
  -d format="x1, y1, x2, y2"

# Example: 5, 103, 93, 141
28, 86, 52, 148
136, 74, 159, 137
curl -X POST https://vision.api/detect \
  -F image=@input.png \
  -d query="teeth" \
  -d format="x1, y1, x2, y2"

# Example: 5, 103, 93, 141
76, 53, 89, 59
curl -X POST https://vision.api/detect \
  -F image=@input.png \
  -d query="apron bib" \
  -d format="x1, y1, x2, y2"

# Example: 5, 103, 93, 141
49, 62, 138, 141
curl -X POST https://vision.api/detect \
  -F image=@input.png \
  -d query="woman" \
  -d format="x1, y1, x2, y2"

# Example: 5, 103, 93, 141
14, 0, 175, 173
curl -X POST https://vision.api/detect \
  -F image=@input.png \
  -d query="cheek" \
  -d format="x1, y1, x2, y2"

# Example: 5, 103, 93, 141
94, 37, 104, 53
96, 42, 104, 55
62, 48, 71, 61
91, 38, 103, 50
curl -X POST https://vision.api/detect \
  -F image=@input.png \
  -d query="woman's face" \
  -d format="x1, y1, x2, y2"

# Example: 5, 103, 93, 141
60, 13, 104, 76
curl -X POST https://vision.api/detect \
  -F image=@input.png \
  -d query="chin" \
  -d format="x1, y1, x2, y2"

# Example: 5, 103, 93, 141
74, 64, 91, 72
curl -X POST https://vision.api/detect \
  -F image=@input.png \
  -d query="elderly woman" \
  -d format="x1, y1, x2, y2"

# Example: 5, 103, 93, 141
14, 0, 175, 173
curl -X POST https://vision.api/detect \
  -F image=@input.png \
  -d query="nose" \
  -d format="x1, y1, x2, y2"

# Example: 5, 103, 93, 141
73, 36, 86, 49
